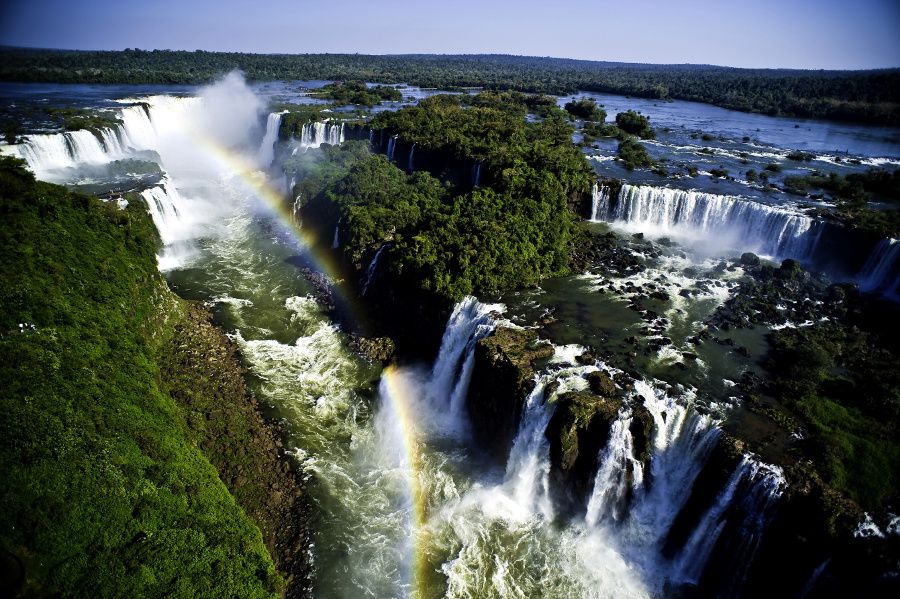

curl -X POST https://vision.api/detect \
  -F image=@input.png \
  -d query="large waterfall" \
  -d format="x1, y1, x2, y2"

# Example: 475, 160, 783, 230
13, 128, 128, 173
291, 121, 345, 152
427, 297, 503, 425
257, 111, 285, 166
593, 183, 824, 261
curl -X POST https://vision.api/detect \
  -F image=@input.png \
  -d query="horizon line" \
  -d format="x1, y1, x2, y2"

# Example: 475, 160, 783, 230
2, 45, 898, 74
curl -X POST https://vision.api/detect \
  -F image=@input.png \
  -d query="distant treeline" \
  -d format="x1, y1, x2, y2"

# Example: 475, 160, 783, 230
1, 48, 899, 124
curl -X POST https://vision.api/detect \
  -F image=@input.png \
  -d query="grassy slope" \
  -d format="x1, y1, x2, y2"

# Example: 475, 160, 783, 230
0, 157, 280, 597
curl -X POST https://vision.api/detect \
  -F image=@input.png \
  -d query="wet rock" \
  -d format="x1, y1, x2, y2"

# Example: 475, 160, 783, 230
546, 391, 621, 505
740, 252, 761, 267
467, 327, 554, 458
349, 335, 396, 363
586, 371, 617, 396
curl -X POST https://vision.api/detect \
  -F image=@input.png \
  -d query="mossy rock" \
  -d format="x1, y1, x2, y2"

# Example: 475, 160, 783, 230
546, 391, 621, 500
467, 327, 554, 458
587, 371, 616, 397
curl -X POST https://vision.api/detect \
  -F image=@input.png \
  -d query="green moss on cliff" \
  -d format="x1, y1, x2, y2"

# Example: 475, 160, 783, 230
0, 157, 280, 597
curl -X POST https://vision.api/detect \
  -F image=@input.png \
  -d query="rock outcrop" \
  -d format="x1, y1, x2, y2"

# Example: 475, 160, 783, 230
466, 327, 554, 458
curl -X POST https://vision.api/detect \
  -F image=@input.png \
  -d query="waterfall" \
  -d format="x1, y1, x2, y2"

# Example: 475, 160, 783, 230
585, 413, 644, 525
15, 128, 124, 173
599, 184, 824, 261
386, 135, 398, 161
583, 380, 720, 549
671, 457, 785, 591
368, 129, 375, 148
362, 244, 389, 295
471, 160, 482, 187
589, 183, 611, 222
502, 380, 557, 518
139, 178, 199, 270
858, 238, 899, 297
428, 297, 503, 421
257, 111, 285, 167
295, 121, 345, 151
331, 219, 341, 249
407, 143, 416, 172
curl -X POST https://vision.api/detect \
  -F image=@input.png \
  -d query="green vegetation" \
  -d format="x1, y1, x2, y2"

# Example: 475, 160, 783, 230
784, 168, 900, 237
0, 157, 280, 596
767, 323, 900, 509
614, 110, 655, 139
312, 80, 402, 106
709, 168, 729, 178
786, 150, 814, 161
1, 49, 898, 124
289, 92, 593, 301
581, 121, 624, 144
617, 137, 655, 171
46, 107, 122, 133
564, 97, 606, 122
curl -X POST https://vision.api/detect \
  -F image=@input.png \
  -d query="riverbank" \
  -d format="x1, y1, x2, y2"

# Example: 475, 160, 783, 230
0, 156, 309, 597
161, 302, 313, 598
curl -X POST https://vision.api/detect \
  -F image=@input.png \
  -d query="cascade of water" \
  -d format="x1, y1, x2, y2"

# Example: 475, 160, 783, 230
407, 143, 416, 172
589, 183, 611, 222
471, 160, 482, 187
331, 219, 341, 249
257, 111, 284, 167
601, 184, 823, 261
502, 381, 557, 519
428, 298, 504, 423
362, 244, 389, 295
65, 129, 115, 164
387, 135, 398, 161
16, 128, 125, 173
585, 413, 644, 525
670, 457, 785, 589
100, 128, 127, 156
16, 133, 75, 171
585, 380, 720, 551
368, 129, 375, 148
295, 121, 345, 151
858, 238, 899, 296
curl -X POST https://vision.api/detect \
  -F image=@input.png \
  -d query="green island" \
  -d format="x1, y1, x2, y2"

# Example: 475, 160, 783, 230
291, 92, 593, 301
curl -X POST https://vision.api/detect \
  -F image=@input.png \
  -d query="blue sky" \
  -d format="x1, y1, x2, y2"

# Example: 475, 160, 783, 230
1, 0, 898, 69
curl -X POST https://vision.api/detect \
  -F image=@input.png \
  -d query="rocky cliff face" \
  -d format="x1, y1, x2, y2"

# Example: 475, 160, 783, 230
466, 327, 554, 458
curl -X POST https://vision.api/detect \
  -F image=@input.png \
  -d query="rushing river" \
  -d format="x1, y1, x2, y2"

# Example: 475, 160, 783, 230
2, 75, 898, 597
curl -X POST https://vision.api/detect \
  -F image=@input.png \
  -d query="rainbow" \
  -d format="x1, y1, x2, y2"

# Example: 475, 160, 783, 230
379, 365, 430, 596
187, 131, 430, 595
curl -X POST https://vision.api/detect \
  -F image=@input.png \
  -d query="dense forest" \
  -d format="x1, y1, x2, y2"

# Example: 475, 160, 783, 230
1, 48, 899, 124
288, 92, 594, 301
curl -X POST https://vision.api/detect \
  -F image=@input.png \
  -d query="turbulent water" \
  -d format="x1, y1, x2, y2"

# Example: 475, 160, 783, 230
5, 74, 896, 597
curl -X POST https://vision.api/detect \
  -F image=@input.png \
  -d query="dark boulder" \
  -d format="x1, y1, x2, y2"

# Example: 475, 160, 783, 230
466, 327, 554, 459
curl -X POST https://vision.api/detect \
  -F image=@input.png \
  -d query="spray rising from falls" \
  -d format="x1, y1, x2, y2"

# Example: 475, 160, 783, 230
593, 184, 825, 261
